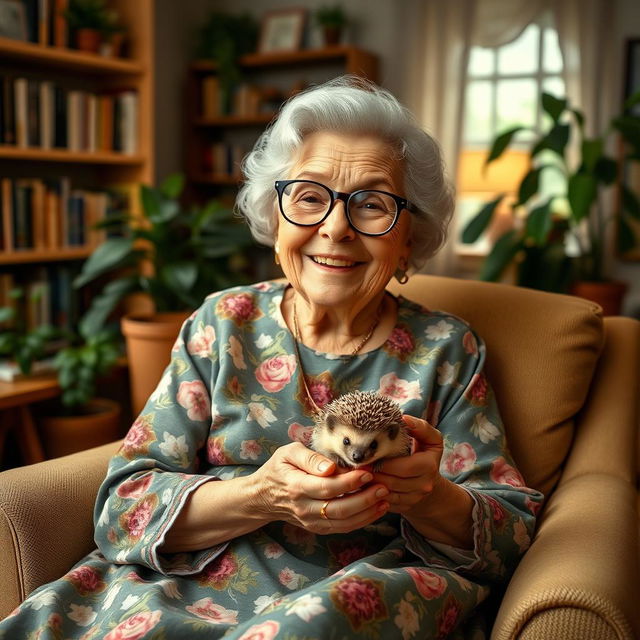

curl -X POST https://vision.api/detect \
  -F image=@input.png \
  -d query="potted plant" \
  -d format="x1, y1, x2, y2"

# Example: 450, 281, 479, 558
0, 288, 59, 381
73, 173, 253, 413
315, 4, 348, 46
63, 0, 119, 53
461, 90, 640, 314
195, 12, 258, 114
38, 329, 122, 459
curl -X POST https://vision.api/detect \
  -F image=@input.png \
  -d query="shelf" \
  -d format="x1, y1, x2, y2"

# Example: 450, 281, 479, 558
190, 173, 243, 186
0, 146, 145, 165
193, 114, 275, 127
0, 248, 93, 265
0, 37, 144, 75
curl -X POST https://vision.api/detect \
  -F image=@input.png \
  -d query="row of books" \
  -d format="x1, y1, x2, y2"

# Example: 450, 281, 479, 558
3, 0, 70, 48
0, 265, 79, 335
0, 177, 133, 252
200, 78, 281, 119
201, 143, 246, 179
0, 75, 138, 154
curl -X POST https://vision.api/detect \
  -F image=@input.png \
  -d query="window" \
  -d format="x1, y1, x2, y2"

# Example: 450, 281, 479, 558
456, 12, 565, 256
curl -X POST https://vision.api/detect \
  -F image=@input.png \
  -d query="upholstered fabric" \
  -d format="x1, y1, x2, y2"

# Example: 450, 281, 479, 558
388, 277, 604, 497
1, 275, 638, 639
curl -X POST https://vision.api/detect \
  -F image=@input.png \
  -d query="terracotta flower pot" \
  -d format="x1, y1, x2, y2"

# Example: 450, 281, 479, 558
75, 28, 101, 53
38, 398, 121, 459
322, 26, 342, 46
121, 312, 190, 416
570, 280, 628, 316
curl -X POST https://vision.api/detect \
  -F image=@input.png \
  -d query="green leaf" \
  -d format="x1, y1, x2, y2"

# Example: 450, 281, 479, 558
593, 156, 618, 185
486, 127, 524, 165
73, 237, 135, 288
525, 199, 554, 245
541, 93, 567, 122
460, 195, 504, 244
532, 123, 570, 158
623, 89, 640, 112
480, 230, 524, 282
140, 184, 162, 219
571, 108, 585, 130
622, 184, 640, 219
78, 276, 139, 337
567, 173, 598, 222
0, 307, 16, 323
160, 262, 198, 293
160, 173, 185, 199
612, 116, 640, 149
618, 216, 637, 253
516, 167, 543, 206
581, 139, 603, 172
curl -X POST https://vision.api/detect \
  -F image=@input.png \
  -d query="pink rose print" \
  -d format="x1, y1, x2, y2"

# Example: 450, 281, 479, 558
255, 355, 297, 393
378, 372, 422, 405
104, 610, 162, 640
328, 540, 368, 569
199, 552, 238, 589
240, 439, 262, 460
441, 442, 477, 476
116, 474, 153, 499
48, 613, 63, 631
330, 576, 387, 632
287, 422, 314, 446
295, 371, 336, 414
406, 567, 447, 600
185, 598, 238, 624
187, 325, 216, 358
484, 495, 508, 530
306, 378, 334, 407
217, 292, 262, 325
119, 495, 157, 542
462, 331, 478, 355
119, 415, 156, 460
465, 373, 489, 406
66, 566, 106, 596
384, 325, 415, 360
525, 496, 542, 515
490, 457, 525, 488
177, 380, 211, 421
236, 620, 280, 640
436, 595, 462, 638
207, 436, 230, 465
251, 282, 273, 292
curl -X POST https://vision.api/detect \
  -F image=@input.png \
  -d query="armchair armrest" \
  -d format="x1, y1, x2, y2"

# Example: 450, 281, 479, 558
0, 441, 119, 619
491, 472, 638, 640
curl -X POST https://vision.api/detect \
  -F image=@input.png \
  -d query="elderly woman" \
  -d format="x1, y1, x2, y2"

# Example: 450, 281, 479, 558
0, 77, 542, 639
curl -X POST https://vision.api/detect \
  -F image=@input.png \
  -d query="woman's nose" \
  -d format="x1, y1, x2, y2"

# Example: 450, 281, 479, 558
318, 200, 356, 241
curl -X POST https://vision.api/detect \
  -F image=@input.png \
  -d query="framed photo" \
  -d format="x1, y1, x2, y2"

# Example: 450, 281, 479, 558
258, 9, 306, 54
0, 0, 28, 41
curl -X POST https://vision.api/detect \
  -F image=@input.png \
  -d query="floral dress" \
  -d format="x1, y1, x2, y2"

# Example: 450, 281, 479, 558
0, 281, 543, 640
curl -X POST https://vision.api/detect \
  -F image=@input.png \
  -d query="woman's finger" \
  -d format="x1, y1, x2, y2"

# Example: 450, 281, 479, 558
402, 414, 443, 450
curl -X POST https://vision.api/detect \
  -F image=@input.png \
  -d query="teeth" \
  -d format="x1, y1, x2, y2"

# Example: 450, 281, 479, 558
312, 256, 356, 267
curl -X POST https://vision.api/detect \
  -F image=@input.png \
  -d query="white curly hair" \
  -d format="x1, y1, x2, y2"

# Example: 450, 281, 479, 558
235, 76, 454, 272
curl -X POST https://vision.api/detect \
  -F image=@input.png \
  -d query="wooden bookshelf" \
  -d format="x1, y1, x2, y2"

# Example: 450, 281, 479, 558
185, 46, 378, 196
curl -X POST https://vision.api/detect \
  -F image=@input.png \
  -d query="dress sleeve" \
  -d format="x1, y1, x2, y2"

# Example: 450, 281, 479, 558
402, 327, 544, 583
93, 301, 226, 576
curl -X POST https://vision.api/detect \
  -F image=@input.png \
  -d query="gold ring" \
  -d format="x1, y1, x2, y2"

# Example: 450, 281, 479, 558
320, 500, 330, 520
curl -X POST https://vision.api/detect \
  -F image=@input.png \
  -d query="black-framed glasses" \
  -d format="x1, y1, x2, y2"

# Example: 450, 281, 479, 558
274, 179, 418, 237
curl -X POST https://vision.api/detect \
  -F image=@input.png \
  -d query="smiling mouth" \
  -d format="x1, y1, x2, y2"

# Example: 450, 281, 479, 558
311, 256, 360, 268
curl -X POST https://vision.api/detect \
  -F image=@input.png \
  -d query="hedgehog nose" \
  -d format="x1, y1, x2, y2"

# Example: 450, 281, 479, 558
351, 450, 366, 463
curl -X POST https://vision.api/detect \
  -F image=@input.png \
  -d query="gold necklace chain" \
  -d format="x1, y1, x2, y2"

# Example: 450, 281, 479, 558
292, 295, 383, 356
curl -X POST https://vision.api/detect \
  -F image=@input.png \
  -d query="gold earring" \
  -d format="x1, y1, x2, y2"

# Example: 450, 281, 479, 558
274, 244, 280, 265
395, 261, 409, 284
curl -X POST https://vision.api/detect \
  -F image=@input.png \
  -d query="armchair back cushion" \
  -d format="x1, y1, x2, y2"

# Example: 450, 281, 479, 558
388, 276, 604, 496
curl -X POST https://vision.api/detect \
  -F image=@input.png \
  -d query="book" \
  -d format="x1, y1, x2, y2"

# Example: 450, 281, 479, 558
0, 359, 56, 383
13, 78, 28, 148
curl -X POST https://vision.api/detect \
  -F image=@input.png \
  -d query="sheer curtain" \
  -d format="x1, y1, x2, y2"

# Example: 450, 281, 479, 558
401, 0, 613, 276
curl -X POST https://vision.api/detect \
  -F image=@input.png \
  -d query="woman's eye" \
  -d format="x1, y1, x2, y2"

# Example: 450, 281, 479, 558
343, 437, 350, 446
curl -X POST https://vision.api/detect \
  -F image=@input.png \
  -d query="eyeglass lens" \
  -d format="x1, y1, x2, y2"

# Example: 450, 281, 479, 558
280, 181, 397, 234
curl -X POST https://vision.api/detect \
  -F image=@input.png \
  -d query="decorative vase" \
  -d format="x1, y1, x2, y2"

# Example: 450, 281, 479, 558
38, 398, 121, 459
75, 28, 101, 53
570, 280, 628, 316
121, 312, 190, 416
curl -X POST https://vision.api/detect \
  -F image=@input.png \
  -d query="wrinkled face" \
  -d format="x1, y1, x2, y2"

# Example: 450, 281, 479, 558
275, 131, 412, 311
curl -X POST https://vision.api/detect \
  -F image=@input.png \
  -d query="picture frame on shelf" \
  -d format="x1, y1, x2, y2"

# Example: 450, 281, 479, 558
258, 8, 306, 54
0, 0, 28, 41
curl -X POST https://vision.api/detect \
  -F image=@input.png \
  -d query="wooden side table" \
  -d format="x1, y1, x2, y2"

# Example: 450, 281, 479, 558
0, 376, 60, 467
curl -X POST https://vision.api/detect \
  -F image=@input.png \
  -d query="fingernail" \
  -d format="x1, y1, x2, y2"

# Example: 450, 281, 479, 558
360, 472, 373, 484
375, 487, 389, 498
318, 461, 331, 472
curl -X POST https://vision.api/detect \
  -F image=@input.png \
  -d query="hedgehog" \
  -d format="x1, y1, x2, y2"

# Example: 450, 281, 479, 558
311, 391, 412, 470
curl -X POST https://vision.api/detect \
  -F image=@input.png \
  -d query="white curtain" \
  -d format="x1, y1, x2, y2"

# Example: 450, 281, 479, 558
401, 0, 614, 276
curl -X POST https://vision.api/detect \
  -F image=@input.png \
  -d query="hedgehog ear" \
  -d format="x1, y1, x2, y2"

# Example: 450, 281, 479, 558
388, 424, 400, 440
325, 414, 337, 431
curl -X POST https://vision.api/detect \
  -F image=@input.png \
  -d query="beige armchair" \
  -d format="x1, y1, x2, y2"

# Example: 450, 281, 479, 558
1, 275, 639, 639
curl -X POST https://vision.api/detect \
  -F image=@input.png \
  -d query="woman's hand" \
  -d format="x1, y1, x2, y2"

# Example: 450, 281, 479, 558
251, 442, 390, 534
372, 414, 444, 517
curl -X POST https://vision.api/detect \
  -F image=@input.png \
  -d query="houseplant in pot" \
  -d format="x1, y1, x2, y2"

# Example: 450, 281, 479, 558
63, 0, 119, 53
315, 5, 348, 46
461, 90, 640, 314
73, 173, 253, 413
38, 329, 121, 459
